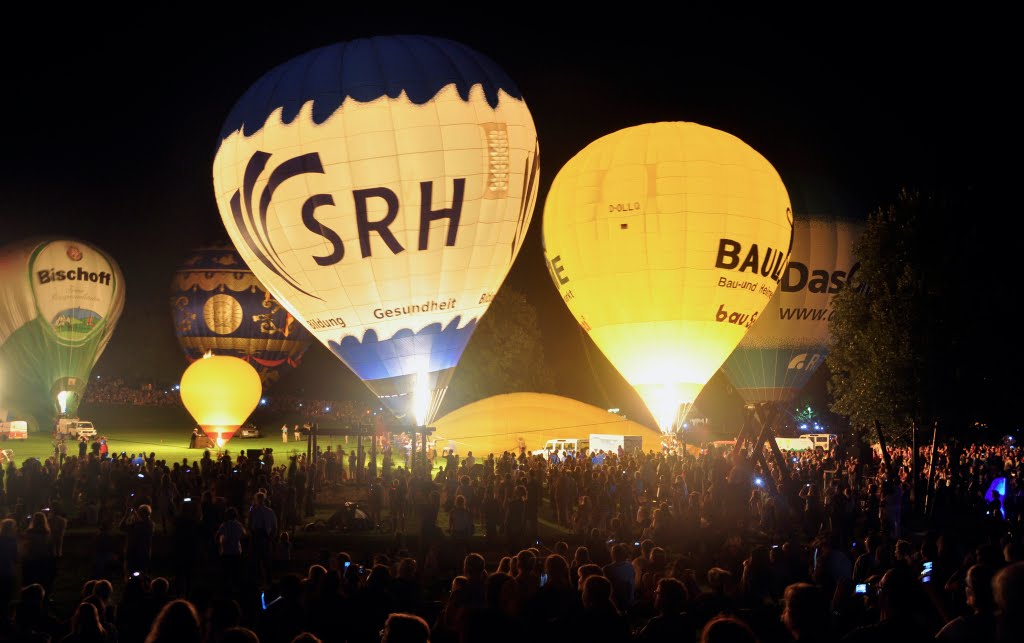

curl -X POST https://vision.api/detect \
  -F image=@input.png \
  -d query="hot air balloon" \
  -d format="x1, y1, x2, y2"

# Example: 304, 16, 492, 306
0, 238, 125, 431
720, 215, 863, 406
170, 244, 313, 388
214, 36, 539, 429
542, 122, 792, 434
179, 352, 262, 448
432, 392, 670, 458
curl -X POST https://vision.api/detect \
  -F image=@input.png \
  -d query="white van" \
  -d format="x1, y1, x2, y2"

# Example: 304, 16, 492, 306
0, 420, 28, 440
775, 433, 837, 452
534, 437, 590, 459
56, 418, 97, 439
589, 434, 642, 455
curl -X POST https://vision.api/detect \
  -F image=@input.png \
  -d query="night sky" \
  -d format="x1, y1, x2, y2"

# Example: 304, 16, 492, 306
1, 13, 1015, 432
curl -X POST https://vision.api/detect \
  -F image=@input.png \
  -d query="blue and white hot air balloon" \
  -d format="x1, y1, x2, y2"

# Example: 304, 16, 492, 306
214, 36, 539, 427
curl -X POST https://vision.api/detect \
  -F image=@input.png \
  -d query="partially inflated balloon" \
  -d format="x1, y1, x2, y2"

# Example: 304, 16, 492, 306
214, 36, 538, 426
179, 353, 261, 448
720, 215, 863, 404
170, 245, 313, 388
543, 122, 792, 432
0, 238, 125, 431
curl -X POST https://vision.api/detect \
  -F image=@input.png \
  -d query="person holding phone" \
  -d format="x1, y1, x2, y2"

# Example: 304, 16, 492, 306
530, 553, 581, 623
120, 504, 154, 580
842, 567, 928, 643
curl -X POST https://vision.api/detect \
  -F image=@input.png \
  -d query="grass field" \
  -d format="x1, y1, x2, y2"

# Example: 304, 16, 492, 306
7, 426, 356, 466
6, 403, 383, 466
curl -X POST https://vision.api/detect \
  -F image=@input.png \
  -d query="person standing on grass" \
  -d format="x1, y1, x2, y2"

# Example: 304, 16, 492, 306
121, 504, 155, 577
0, 518, 19, 617
282, 424, 289, 444
21, 512, 55, 595
216, 507, 247, 597
249, 491, 277, 586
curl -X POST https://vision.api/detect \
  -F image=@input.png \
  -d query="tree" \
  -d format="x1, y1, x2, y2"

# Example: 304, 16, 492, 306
438, 287, 555, 415
827, 189, 962, 443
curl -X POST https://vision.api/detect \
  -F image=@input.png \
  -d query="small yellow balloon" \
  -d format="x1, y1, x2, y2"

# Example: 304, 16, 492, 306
179, 352, 262, 448
543, 122, 793, 432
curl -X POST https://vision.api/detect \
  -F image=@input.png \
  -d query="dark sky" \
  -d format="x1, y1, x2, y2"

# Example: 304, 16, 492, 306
1, 12, 1015, 430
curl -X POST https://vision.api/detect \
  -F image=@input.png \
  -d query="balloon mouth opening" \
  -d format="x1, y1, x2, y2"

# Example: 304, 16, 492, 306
646, 390, 687, 434
57, 391, 71, 414
412, 371, 430, 427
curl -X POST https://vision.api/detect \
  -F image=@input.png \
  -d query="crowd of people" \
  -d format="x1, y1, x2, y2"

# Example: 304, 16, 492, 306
81, 380, 180, 408
258, 398, 371, 424
81, 379, 375, 425
0, 430, 1022, 642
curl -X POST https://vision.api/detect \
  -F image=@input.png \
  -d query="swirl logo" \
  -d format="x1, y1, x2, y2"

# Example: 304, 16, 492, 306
227, 150, 327, 301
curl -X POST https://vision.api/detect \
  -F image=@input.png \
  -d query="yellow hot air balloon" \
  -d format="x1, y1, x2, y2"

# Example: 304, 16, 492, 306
432, 392, 668, 457
542, 122, 793, 433
179, 352, 262, 448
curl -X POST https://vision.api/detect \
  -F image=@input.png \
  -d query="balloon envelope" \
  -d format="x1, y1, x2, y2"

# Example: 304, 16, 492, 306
214, 35, 539, 426
542, 122, 792, 432
170, 244, 313, 388
0, 238, 125, 430
432, 392, 667, 457
721, 215, 863, 404
179, 353, 261, 448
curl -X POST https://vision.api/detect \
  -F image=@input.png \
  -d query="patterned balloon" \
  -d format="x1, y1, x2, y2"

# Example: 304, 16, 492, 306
169, 245, 312, 387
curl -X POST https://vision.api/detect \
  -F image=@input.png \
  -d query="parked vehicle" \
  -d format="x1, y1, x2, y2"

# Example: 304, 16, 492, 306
804, 433, 837, 451
534, 437, 590, 459
589, 433, 643, 454
775, 434, 836, 452
0, 420, 28, 440
707, 439, 737, 451
238, 423, 261, 439
56, 418, 97, 439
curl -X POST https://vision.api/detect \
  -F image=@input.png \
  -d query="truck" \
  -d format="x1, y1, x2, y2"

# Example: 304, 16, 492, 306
56, 418, 97, 439
774, 434, 837, 452
0, 420, 28, 440
589, 434, 642, 455
534, 437, 590, 459
534, 434, 646, 459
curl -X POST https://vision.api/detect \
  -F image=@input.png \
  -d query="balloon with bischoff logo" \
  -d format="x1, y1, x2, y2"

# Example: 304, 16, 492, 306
0, 238, 125, 431
214, 36, 539, 427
